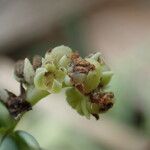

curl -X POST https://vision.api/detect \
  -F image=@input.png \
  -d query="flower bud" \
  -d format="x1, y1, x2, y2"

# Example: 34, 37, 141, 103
45, 45, 72, 65
32, 55, 42, 70
14, 60, 24, 82
23, 58, 35, 84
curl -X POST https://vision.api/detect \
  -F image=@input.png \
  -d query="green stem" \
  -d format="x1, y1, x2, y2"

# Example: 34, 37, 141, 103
26, 86, 49, 105
9, 86, 49, 133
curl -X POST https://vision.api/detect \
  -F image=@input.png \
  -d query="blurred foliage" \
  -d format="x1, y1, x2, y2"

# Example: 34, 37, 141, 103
107, 47, 150, 136
16, 110, 109, 150
5, 15, 85, 61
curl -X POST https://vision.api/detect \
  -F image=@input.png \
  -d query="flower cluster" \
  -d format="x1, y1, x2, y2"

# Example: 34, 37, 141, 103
13, 45, 114, 120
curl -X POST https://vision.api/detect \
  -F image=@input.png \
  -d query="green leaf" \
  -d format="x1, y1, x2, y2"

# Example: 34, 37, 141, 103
0, 130, 41, 150
14, 130, 41, 150
0, 136, 18, 150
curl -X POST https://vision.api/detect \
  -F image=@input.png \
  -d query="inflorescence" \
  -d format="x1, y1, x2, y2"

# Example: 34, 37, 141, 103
0, 45, 114, 120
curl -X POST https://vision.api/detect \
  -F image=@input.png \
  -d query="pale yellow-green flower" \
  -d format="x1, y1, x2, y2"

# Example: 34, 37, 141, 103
45, 45, 72, 66
34, 63, 66, 93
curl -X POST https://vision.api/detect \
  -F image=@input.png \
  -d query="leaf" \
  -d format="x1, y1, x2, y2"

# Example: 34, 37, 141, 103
0, 136, 18, 150
0, 131, 41, 150
14, 130, 41, 150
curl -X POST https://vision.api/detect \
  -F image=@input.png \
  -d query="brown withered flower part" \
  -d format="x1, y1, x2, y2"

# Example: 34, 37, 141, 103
70, 52, 95, 74
90, 91, 114, 112
5, 84, 32, 119
74, 83, 85, 94
14, 60, 24, 81
68, 52, 96, 94
32, 55, 42, 70
92, 114, 99, 120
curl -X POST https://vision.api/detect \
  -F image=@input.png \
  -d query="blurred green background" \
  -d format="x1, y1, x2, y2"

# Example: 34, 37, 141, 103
0, 0, 150, 150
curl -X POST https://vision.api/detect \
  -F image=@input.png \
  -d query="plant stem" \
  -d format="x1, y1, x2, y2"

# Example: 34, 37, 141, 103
12, 86, 49, 131
26, 85, 49, 105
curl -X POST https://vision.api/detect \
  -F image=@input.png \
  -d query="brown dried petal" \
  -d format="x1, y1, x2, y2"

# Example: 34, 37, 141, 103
90, 92, 114, 112
14, 60, 24, 79
70, 52, 80, 60
6, 96, 32, 119
33, 55, 42, 70
70, 53, 95, 75
5, 90, 32, 119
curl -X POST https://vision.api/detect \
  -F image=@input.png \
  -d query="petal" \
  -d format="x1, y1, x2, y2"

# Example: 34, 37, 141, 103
85, 58, 101, 69
90, 52, 101, 60
101, 71, 113, 86
87, 103, 100, 114
50, 79, 62, 93
34, 68, 47, 90
70, 72, 86, 84
84, 70, 101, 93
66, 88, 90, 118
64, 75, 72, 87
66, 88, 81, 109
55, 69, 66, 82
45, 63, 56, 72
45, 45, 72, 64
23, 58, 35, 84
58, 55, 71, 68
81, 98, 90, 119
